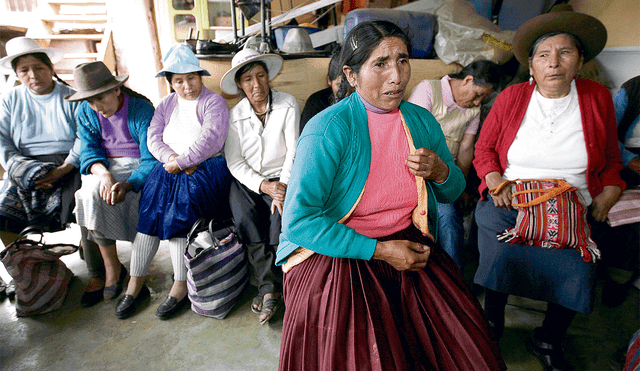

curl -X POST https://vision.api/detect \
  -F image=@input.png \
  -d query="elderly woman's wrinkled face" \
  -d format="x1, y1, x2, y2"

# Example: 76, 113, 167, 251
344, 37, 410, 111
15, 55, 55, 95
87, 87, 121, 118
170, 72, 203, 100
237, 64, 270, 108
529, 34, 583, 98
451, 76, 494, 109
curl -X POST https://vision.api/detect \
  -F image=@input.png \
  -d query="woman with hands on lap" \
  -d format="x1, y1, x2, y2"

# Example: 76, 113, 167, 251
275, 21, 505, 371
66, 61, 157, 308
220, 47, 299, 325
473, 6, 625, 370
115, 44, 232, 320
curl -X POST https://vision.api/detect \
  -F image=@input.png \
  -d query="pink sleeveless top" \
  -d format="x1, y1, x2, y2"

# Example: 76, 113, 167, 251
344, 108, 417, 238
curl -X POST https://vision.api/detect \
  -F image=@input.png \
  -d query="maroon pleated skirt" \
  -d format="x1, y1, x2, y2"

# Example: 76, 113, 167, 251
278, 226, 506, 371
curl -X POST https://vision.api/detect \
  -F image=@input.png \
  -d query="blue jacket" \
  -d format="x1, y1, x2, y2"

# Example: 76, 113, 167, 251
76, 95, 157, 191
276, 93, 465, 265
613, 86, 640, 167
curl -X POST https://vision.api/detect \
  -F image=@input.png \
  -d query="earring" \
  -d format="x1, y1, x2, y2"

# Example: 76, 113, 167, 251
529, 75, 534, 85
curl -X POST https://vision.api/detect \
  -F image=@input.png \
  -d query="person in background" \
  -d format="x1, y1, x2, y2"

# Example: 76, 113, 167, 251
116, 44, 231, 320
276, 21, 505, 370
66, 61, 156, 308
0, 37, 81, 246
595, 75, 640, 308
299, 46, 351, 133
220, 48, 299, 325
473, 7, 624, 370
408, 60, 500, 270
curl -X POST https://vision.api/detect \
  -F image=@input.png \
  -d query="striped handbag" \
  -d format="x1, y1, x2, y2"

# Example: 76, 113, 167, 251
184, 218, 249, 319
490, 178, 600, 263
0, 236, 77, 316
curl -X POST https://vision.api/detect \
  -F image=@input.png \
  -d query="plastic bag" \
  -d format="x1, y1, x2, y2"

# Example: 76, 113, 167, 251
434, 0, 516, 65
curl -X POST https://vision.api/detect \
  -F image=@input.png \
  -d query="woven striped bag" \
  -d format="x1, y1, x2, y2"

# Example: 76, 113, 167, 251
184, 218, 249, 319
0, 237, 76, 316
490, 178, 600, 263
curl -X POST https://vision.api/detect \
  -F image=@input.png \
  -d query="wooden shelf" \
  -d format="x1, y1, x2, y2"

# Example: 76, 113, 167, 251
63, 52, 100, 59
46, 0, 106, 4
31, 34, 104, 40
41, 15, 108, 23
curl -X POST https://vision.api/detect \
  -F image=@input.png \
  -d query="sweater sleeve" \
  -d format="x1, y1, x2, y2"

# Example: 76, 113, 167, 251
0, 92, 21, 170
613, 88, 639, 167
126, 98, 157, 191
596, 86, 626, 190
281, 127, 377, 262
175, 91, 229, 170
473, 87, 509, 183
146, 96, 177, 163
77, 102, 109, 175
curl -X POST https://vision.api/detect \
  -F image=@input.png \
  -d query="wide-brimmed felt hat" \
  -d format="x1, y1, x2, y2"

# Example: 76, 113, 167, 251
512, 5, 607, 65
65, 61, 128, 101
0, 37, 63, 72
220, 48, 283, 95
155, 43, 211, 77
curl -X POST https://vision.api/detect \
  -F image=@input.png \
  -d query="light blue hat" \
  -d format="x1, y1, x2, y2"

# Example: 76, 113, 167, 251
155, 44, 211, 77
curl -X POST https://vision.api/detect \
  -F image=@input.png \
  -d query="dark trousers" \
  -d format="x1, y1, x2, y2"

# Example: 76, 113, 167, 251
229, 179, 282, 295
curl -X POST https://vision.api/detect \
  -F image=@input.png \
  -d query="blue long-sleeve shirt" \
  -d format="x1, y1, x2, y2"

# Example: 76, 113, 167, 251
0, 82, 80, 169
613, 87, 640, 167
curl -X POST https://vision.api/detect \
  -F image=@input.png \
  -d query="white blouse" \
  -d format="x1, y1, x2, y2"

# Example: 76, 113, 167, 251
162, 95, 202, 156
224, 90, 300, 194
503, 80, 592, 205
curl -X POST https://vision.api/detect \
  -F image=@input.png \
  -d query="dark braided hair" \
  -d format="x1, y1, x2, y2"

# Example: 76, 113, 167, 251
11, 52, 70, 87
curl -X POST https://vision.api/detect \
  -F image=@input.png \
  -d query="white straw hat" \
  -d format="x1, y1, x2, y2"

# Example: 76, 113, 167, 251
0, 37, 63, 72
219, 48, 283, 95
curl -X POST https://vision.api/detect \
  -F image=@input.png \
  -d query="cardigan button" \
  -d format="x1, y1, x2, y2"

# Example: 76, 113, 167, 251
420, 210, 426, 215
423, 233, 427, 237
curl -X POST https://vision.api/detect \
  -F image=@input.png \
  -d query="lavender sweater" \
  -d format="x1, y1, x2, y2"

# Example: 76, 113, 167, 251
147, 87, 229, 169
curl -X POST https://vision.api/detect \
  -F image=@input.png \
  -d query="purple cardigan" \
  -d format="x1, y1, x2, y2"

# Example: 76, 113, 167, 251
147, 87, 229, 169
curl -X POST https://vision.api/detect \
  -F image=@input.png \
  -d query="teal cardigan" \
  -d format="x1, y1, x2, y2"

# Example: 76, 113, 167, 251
76, 95, 157, 192
276, 93, 465, 266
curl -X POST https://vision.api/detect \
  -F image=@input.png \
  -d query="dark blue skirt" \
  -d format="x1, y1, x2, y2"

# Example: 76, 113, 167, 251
137, 156, 231, 240
473, 197, 596, 314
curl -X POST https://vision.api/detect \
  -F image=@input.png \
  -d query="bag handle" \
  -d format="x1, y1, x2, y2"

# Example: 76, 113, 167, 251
489, 178, 578, 207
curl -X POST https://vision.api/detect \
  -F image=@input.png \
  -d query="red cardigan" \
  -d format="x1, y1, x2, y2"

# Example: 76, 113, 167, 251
474, 78, 625, 200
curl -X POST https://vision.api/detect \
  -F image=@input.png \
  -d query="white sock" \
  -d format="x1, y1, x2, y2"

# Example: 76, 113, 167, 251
168, 237, 188, 281
130, 233, 161, 277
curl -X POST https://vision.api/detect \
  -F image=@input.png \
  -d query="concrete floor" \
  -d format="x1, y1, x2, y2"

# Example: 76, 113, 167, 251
0, 224, 638, 371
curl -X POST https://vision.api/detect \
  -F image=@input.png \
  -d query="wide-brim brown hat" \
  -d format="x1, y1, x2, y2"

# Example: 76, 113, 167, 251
65, 61, 128, 101
512, 6, 607, 65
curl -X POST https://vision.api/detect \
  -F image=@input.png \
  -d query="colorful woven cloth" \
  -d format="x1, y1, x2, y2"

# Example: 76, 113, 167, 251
608, 188, 640, 227
493, 179, 600, 263
625, 329, 640, 371
0, 155, 61, 229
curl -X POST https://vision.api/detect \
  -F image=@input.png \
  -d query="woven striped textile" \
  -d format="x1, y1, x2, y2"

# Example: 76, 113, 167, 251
608, 189, 640, 227
626, 329, 640, 371
496, 179, 600, 263
0, 239, 76, 316
184, 219, 249, 319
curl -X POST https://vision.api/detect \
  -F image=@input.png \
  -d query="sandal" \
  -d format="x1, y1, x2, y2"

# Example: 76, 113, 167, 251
251, 293, 264, 314
259, 293, 283, 326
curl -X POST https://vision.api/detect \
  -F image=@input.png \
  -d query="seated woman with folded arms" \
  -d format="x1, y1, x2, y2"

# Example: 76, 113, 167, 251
66, 61, 156, 308
116, 44, 231, 320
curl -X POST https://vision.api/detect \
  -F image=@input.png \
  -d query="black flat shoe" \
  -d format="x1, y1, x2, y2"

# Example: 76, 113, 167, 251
115, 285, 150, 319
81, 288, 104, 307
155, 295, 189, 320
525, 331, 571, 371
104, 264, 128, 302
5, 280, 15, 299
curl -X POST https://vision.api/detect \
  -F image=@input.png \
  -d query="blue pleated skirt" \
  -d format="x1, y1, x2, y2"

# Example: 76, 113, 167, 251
137, 156, 231, 240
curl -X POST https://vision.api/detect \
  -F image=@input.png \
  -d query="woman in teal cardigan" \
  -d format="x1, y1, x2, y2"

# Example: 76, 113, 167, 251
276, 21, 505, 371
67, 62, 157, 307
